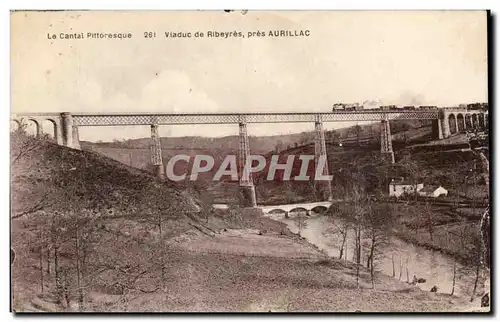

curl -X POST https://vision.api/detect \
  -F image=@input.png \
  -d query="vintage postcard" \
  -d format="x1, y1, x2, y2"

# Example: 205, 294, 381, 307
10, 10, 490, 313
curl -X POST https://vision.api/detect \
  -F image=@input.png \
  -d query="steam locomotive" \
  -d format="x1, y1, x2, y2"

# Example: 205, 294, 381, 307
332, 103, 438, 112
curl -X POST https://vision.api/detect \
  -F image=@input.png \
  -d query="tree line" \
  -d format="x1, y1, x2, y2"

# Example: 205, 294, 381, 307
11, 128, 194, 311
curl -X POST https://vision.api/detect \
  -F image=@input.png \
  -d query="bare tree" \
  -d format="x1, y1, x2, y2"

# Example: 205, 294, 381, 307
468, 231, 483, 302
338, 188, 367, 288
338, 222, 349, 260
298, 131, 314, 146
449, 218, 485, 302
406, 257, 410, 283
275, 140, 285, 153
451, 260, 457, 296
362, 202, 393, 288
391, 255, 395, 278
11, 130, 193, 311
399, 258, 403, 281
334, 158, 373, 288
400, 123, 411, 143
38, 224, 45, 292
351, 125, 363, 146
325, 205, 351, 260
10, 126, 42, 166
11, 130, 59, 221
399, 154, 422, 201
421, 201, 437, 242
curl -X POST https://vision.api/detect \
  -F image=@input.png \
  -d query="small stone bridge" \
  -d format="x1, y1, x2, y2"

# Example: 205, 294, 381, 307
258, 201, 332, 216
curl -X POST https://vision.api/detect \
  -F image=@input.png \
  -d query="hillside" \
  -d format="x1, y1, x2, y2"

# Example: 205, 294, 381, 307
83, 132, 310, 156
11, 133, 199, 219
10, 131, 475, 312
11, 132, 202, 312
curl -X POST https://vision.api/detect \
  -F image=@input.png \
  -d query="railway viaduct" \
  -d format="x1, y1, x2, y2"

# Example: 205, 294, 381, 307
11, 108, 488, 208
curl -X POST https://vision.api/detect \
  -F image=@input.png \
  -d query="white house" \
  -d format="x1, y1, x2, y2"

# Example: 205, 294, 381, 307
418, 185, 448, 198
389, 178, 424, 198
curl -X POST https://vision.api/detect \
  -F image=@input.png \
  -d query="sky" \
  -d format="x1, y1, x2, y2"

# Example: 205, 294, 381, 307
11, 11, 488, 142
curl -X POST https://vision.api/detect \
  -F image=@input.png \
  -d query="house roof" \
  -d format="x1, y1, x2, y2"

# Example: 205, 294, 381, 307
420, 185, 444, 193
390, 180, 421, 186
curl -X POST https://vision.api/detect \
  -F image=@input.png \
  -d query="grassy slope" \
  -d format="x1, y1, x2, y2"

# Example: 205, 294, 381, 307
11, 138, 198, 217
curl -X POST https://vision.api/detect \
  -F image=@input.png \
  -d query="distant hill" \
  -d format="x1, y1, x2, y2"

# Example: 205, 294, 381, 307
86, 133, 310, 155
81, 119, 433, 169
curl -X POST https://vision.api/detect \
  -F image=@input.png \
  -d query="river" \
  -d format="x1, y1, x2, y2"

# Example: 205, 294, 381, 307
265, 211, 489, 298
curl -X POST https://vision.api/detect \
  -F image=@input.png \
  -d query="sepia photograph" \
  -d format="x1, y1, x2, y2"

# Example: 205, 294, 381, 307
9, 10, 491, 313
